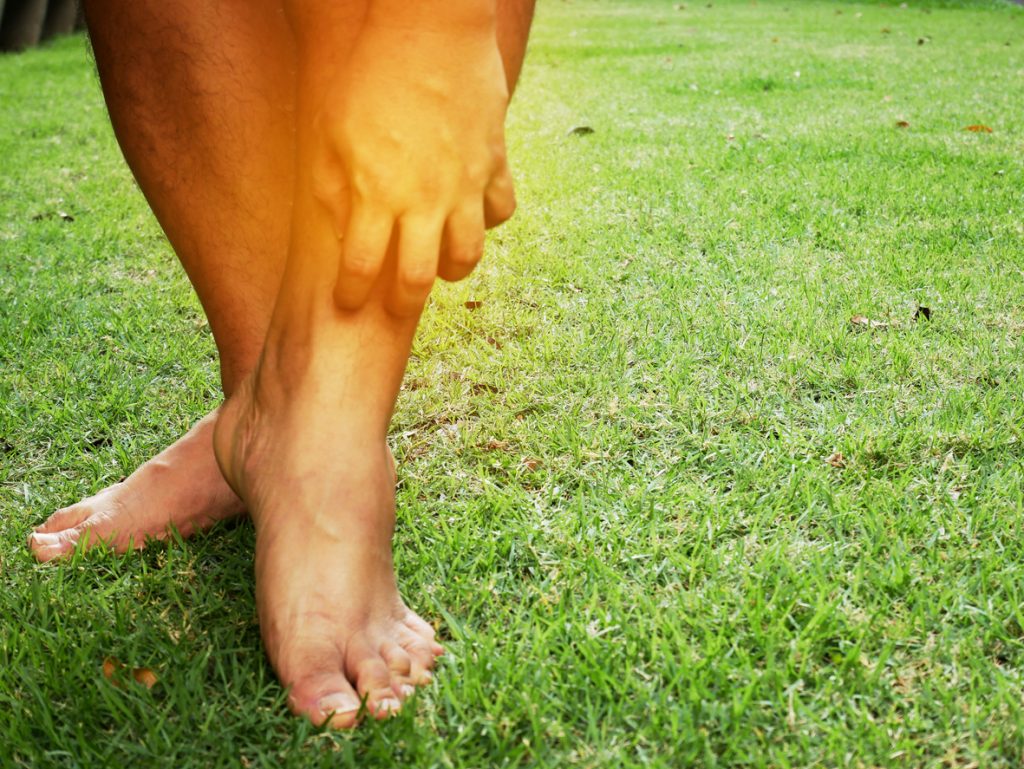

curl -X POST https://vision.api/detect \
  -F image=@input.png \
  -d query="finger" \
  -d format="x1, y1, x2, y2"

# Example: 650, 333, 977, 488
334, 203, 394, 310
387, 214, 443, 317
483, 159, 516, 229
438, 202, 485, 283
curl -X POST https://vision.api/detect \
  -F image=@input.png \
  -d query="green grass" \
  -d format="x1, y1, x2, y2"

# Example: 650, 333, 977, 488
3, 0, 1024, 765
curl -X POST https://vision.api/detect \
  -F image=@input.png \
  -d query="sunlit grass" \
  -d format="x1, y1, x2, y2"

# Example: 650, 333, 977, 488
2, 0, 1024, 766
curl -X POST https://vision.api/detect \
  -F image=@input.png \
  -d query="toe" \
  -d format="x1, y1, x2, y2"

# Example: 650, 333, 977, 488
381, 642, 413, 678
298, 679, 362, 729
280, 636, 363, 728
348, 640, 402, 718
33, 504, 90, 535
288, 670, 362, 729
404, 613, 444, 656
400, 637, 437, 685
28, 526, 84, 562
381, 642, 423, 701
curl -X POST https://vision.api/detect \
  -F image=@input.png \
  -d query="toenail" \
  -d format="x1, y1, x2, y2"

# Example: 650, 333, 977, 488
29, 532, 60, 546
400, 684, 415, 697
318, 693, 359, 714
377, 698, 401, 714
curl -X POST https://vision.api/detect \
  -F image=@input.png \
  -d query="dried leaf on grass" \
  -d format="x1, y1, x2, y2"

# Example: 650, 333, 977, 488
464, 300, 484, 310
965, 124, 993, 133
849, 315, 888, 330
826, 452, 846, 468
132, 668, 158, 688
568, 126, 595, 136
102, 657, 158, 689
521, 458, 542, 471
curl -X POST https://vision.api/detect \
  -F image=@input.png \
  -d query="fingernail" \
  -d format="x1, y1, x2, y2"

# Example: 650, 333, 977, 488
318, 693, 359, 714
377, 698, 401, 714
400, 684, 415, 697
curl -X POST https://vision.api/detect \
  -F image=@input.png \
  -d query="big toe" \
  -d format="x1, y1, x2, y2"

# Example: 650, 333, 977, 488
289, 671, 363, 729
28, 525, 84, 562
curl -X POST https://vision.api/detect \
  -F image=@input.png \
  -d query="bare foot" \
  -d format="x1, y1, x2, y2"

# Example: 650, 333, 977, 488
28, 411, 245, 562
213, 371, 443, 727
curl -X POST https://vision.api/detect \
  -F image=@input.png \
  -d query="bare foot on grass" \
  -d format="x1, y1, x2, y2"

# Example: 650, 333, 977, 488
29, 411, 245, 562
213, 369, 442, 727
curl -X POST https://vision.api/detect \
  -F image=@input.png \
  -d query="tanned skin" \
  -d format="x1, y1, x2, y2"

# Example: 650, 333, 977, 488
29, 0, 535, 726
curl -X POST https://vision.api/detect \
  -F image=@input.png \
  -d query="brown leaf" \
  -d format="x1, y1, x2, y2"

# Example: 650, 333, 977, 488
483, 439, 510, 451
132, 667, 158, 689
521, 458, 542, 471
568, 126, 595, 137
102, 657, 121, 683
965, 124, 993, 133
826, 452, 846, 468
485, 336, 503, 349
464, 300, 483, 310
849, 315, 888, 330
472, 382, 499, 394
895, 120, 910, 128
103, 657, 157, 689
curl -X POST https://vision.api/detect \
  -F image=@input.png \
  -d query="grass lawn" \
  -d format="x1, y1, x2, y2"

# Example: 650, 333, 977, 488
3, 0, 1024, 765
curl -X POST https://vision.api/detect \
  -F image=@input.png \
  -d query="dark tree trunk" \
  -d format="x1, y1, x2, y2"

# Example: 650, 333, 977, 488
0, 0, 49, 52
42, 0, 76, 41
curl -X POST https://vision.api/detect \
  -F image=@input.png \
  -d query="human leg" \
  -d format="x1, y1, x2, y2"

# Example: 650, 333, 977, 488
212, 0, 536, 726
29, 0, 296, 560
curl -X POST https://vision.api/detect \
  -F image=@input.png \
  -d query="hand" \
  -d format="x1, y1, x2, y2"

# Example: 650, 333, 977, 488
309, 22, 515, 316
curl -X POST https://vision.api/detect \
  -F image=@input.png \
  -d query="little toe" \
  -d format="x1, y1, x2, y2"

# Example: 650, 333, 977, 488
404, 614, 444, 656
403, 612, 437, 641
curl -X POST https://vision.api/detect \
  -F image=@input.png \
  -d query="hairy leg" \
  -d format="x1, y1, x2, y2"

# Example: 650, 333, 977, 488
213, 1, 535, 726
30, 0, 296, 560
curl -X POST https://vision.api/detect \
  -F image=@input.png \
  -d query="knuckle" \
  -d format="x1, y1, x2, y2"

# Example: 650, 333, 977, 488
488, 194, 516, 225
463, 160, 490, 189
342, 254, 379, 279
400, 263, 436, 289
449, 241, 483, 266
